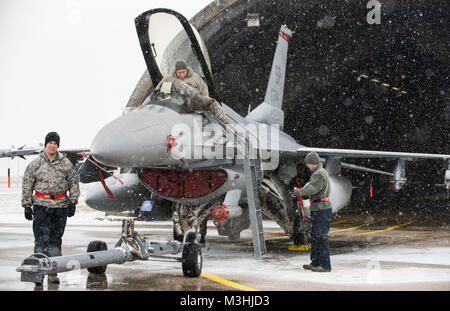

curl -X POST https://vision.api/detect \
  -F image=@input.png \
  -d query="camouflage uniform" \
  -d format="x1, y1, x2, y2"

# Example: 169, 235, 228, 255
22, 150, 80, 259
172, 79, 230, 125
22, 150, 80, 209
155, 65, 209, 97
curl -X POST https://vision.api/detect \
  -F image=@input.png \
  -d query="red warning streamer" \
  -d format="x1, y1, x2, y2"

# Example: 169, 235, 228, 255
295, 177, 305, 221
98, 168, 113, 199
78, 152, 124, 185
78, 152, 124, 199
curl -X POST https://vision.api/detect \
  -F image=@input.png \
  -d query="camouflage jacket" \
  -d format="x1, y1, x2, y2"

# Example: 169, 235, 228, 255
292, 163, 331, 211
22, 150, 80, 208
155, 66, 209, 97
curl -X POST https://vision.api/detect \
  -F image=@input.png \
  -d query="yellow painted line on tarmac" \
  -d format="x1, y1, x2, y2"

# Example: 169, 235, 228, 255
269, 230, 284, 234
329, 221, 376, 233
201, 272, 259, 291
353, 221, 414, 236
234, 219, 353, 245
269, 220, 349, 232
331, 219, 348, 225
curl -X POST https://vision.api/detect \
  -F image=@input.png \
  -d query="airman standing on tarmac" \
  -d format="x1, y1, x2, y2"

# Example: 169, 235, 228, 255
291, 152, 332, 272
22, 132, 80, 285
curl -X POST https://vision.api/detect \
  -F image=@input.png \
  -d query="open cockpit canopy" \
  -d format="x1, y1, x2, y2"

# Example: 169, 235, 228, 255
135, 9, 216, 97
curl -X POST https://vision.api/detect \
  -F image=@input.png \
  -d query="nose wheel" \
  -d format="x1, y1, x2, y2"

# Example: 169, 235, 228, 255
182, 243, 202, 277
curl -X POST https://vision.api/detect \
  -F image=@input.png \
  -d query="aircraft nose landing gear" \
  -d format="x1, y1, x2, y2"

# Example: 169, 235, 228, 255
16, 218, 203, 283
182, 243, 202, 277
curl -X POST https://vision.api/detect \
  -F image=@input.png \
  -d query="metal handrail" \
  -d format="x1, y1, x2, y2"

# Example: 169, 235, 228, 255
197, 110, 264, 181
196, 110, 261, 160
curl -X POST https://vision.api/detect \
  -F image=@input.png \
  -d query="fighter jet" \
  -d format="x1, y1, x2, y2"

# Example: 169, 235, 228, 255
81, 8, 450, 256
2, 8, 449, 258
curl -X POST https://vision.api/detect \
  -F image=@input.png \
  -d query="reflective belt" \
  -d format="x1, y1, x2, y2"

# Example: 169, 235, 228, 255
309, 197, 329, 204
35, 191, 67, 200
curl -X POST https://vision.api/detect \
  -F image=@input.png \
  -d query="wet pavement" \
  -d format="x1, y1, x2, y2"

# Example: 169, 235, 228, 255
1, 182, 449, 291
1, 204, 449, 291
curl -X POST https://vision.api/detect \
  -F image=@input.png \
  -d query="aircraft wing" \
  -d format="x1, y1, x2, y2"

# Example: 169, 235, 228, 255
0, 147, 90, 158
0, 146, 90, 166
273, 144, 449, 184
0, 146, 43, 159
294, 147, 450, 161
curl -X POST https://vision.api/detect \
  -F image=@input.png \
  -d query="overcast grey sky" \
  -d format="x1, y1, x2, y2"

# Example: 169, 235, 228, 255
0, 0, 213, 176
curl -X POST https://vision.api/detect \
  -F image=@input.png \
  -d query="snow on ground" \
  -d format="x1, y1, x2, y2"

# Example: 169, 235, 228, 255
1, 182, 449, 289
200, 245, 450, 286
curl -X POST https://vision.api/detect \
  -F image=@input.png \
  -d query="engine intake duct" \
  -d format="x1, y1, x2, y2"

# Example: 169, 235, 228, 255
78, 155, 115, 183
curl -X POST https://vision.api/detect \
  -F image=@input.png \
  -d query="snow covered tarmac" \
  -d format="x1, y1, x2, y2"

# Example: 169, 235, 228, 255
0, 182, 449, 291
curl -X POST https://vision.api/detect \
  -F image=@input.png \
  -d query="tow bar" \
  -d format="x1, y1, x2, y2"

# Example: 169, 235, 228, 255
16, 218, 203, 283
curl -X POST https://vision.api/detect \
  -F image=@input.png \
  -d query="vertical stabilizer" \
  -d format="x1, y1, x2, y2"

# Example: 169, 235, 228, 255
246, 25, 292, 129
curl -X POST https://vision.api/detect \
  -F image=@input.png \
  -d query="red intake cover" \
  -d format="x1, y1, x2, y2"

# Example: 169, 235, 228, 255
139, 168, 228, 199
212, 204, 229, 221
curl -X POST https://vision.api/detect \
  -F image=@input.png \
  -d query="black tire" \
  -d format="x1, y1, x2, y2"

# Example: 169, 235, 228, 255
293, 231, 310, 245
293, 218, 311, 244
87, 240, 108, 275
184, 231, 197, 244
182, 244, 202, 277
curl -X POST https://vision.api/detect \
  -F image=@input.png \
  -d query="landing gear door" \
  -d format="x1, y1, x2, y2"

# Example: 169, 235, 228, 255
135, 9, 216, 97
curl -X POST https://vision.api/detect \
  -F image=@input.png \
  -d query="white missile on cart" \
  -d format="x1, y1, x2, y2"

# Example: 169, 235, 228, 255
16, 219, 203, 283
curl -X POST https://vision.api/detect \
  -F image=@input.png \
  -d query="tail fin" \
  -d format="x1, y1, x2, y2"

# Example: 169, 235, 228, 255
246, 25, 292, 129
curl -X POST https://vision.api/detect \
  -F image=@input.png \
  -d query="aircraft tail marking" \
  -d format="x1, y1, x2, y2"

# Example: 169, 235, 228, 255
246, 25, 292, 129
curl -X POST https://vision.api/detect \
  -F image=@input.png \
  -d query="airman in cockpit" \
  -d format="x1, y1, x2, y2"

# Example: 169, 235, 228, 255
155, 60, 230, 124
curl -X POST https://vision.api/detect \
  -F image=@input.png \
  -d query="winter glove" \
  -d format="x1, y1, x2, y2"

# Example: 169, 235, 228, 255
24, 206, 33, 221
290, 187, 299, 198
67, 203, 76, 217
288, 189, 295, 198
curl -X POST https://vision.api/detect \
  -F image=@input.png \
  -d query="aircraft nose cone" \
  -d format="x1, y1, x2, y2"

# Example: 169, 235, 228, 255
91, 105, 182, 167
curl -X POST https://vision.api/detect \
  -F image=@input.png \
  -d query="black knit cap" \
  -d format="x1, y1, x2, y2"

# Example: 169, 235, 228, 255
45, 131, 60, 147
175, 60, 188, 71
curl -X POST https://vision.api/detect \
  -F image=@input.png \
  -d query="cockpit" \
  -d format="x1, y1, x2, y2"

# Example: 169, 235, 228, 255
142, 85, 188, 114
135, 8, 215, 97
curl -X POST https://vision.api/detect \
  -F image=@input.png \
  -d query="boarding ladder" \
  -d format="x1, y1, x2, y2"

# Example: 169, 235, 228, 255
200, 111, 267, 258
